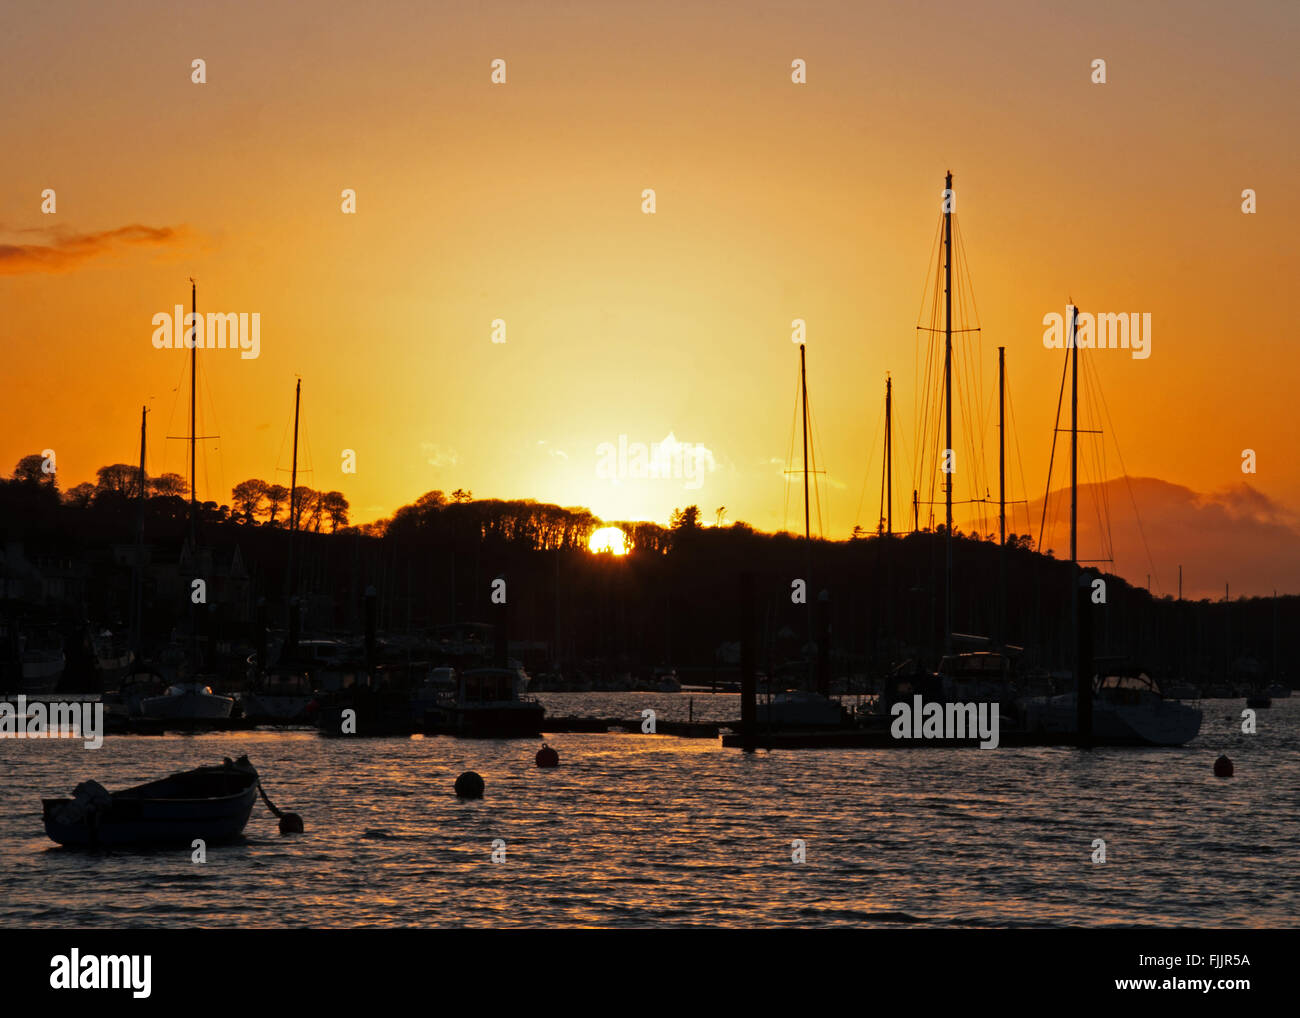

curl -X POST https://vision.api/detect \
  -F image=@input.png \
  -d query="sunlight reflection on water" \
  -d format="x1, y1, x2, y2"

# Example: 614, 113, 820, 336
2, 694, 1295, 928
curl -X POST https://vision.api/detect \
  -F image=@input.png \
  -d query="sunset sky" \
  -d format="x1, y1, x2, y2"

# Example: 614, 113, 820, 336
2, 0, 1297, 597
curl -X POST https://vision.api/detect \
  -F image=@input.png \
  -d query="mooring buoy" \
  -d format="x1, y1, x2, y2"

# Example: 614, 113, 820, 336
455, 771, 485, 798
279, 813, 305, 834
1213, 754, 1234, 777
535, 743, 559, 768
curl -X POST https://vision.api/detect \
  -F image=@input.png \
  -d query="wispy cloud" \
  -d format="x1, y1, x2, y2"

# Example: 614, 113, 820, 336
1009, 477, 1300, 598
0, 224, 187, 275
420, 442, 458, 469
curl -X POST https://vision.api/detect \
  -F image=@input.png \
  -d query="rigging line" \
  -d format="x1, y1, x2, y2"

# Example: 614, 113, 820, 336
1085, 358, 1116, 567
1082, 358, 1113, 566
162, 350, 189, 484
199, 350, 226, 510
915, 214, 945, 490
1037, 342, 1071, 554
1080, 364, 1108, 566
912, 213, 945, 495
1004, 363, 1035, 538
955, 216, 984, 329
1090, 354, 1159, 593
808, 396, 827, 538
855, 393, 886, 528
783, 366, 800, 533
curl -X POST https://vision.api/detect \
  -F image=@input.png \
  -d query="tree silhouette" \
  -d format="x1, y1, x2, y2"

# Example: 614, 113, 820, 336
151, 473, 188, 498
264, 484, 289, 526
231, 479, 268, 523
670, 505, 701, 530
12, 453, 54, 486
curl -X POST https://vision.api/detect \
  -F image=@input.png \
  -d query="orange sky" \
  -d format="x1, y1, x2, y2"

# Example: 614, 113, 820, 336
2, 0, 1297, 597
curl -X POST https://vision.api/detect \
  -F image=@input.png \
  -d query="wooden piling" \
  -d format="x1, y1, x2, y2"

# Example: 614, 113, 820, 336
1076, 570, 1093, 748
740, 571, 756, 753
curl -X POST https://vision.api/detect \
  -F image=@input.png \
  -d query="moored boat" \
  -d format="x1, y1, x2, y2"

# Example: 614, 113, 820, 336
423, 666, 545, 737
1019, 669, 1202, 747
42, 756, 259, 847
139, 680, 235, 720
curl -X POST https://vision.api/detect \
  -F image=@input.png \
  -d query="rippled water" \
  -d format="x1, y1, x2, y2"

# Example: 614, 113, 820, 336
2, 693, 1295, 928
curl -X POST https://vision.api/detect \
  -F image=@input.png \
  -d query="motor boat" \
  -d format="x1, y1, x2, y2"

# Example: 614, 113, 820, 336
242, 670, 315, 722
423, 666, 544, 737
1019, 669, 1201, 746
139, 680, 235, 720
756, 690, 846, 728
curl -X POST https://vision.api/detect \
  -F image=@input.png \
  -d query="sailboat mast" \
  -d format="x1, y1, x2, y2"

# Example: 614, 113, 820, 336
188, 279, 197, 544
943, 171, 954, 652
800, 343, 810, 543
132, 405, 147, 658
286, 378, 301, 645
998, 346, 1006, 642
998, 347, 1005, 547
1069, 304, 1078, 565
1070, 302, 1091, 746
885, 374, 892, 535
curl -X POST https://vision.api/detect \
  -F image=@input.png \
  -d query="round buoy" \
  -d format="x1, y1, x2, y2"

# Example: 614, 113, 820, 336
535, 743, 559, 768
279, 812, 304, 834
455, 771, 485, 798
1213, 754, 1234, 778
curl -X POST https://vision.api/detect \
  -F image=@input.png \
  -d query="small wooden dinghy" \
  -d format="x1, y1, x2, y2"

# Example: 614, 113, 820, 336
42, 756, 259, 847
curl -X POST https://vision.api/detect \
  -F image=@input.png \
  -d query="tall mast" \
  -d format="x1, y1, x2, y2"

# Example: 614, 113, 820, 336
943, 171, 954, 652
1069, 304, 1078, 565
286, 378, 301, 648
998, 346, 1006, 642
800, 343, 810, 543
131, 405, 148, 659
1069, 302, 1091, 746
188, 278, 197, 545
998, 347, 1005, 547
885, 374, 892, 535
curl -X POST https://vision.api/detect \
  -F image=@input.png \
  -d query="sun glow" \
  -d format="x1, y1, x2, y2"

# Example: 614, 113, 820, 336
588, 526, 629, 555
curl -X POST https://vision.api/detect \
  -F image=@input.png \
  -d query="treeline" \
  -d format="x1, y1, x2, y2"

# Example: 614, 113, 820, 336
1, 454, 1294, 685
4, 453, 350, 532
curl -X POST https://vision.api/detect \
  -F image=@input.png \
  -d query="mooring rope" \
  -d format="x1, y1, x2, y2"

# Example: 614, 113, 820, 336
256, 779, 303, 833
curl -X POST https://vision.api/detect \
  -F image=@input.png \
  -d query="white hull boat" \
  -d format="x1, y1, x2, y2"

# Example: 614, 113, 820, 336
140, 681, 235, 720
757, 690, 845, 728
1020, 671, 1201, 747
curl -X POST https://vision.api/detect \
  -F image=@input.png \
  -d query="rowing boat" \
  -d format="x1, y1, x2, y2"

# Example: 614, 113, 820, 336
42, 756, 259, 847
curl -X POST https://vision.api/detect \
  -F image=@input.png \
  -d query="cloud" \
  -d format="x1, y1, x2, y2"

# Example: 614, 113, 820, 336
419, 442, 458, 469
998, 477, 1300, 598
0, 224, 187, 275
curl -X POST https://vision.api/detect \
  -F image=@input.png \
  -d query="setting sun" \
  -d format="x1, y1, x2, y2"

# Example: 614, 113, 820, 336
588, 526, 629, 555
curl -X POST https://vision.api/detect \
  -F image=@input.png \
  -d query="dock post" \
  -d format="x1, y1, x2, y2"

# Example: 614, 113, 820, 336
816, 589, 831, 697
1075, 571, 1093, 748
740, 571, 756, 753
364, 585, 377, 685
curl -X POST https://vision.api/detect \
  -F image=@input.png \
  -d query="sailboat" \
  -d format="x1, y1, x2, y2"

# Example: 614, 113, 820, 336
141, 281, 233, 722
757, 344, 846, 730
1017, 305, 1201, 747
243, 378, 318, 723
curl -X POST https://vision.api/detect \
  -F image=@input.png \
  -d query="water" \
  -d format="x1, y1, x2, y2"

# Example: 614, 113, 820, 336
2, 693, 1296, 928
